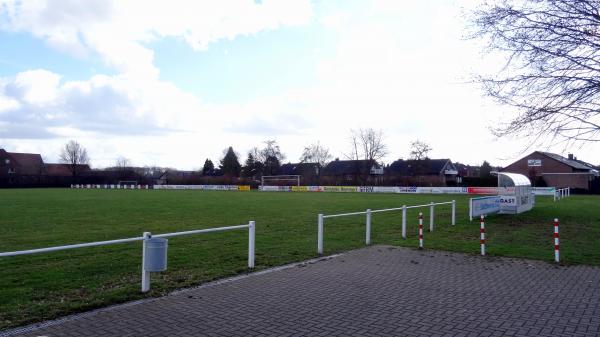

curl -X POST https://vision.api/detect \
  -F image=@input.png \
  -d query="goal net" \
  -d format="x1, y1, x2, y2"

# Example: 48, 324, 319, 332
261, 175, 300, 187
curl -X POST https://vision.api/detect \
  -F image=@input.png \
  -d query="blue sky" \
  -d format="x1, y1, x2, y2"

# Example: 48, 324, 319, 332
0, 0, 597, 169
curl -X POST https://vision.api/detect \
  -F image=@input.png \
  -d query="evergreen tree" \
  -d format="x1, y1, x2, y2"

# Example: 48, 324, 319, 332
480, 161, 492, 177
219, 147, 241, 177
242, 152, 263, 177
202, 158, 214, 175
263, 155, 281, 176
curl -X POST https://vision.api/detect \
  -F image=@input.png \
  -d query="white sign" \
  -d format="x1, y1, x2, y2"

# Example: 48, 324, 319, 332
527, 159, 542, 167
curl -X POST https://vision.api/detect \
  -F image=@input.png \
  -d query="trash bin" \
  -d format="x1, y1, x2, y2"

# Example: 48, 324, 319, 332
144, 238, 168, 272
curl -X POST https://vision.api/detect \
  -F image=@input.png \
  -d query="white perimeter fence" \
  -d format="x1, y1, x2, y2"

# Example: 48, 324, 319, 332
0, 222, 256, 293
317, 200, 456, 254
554, 187, 571, 201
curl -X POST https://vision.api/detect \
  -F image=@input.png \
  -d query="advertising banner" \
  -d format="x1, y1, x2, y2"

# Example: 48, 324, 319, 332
470, 196, 501, 220
467, 187, 498, 195
154, 185, 247, 191
532, 187, 556, 196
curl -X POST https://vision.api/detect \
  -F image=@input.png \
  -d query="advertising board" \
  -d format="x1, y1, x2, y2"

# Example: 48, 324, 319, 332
469, 196, 501, 220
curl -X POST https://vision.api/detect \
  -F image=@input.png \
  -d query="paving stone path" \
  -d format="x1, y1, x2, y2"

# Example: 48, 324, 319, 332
4, 246, 600, 337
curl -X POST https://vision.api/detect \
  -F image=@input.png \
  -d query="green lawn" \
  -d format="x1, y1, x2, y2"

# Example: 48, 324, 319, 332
1, 189, 599, 329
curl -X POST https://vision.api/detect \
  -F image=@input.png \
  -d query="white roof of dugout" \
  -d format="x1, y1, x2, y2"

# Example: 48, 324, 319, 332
498, 172, 531, 187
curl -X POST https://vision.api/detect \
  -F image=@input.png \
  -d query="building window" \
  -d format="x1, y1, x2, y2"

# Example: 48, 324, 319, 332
4, 159, 9, 164
8, 168, 15, 174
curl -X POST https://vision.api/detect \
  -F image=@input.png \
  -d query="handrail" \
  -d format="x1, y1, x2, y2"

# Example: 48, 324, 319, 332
0, 222, 256, 293
0, 224, 251, 257
324, 201, 454, 217
317, 200, 457, 254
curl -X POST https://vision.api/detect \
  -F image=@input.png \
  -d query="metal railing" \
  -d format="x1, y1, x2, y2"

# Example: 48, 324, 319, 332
317, 201, 456, 254
0, 222, 256, 292
554, 187, 570, 201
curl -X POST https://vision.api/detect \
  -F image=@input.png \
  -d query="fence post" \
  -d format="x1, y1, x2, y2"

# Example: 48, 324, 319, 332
451, 200, 456, 226
418, 212, 424, 249
318, 214, 324, 255
554, 190, 557, 202
469, 198, 473, 221
554, 218, 560, 263
141, 231, 152, 293
429, 202, 434, 232
366, 209, 372, 245
480, 215, 485, 256
248, 221, 255, 269
402, 205, 407, 239
568, 187, 570, 197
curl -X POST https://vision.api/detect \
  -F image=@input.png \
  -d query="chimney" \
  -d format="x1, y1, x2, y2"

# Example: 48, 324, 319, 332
568, 153, 574, 160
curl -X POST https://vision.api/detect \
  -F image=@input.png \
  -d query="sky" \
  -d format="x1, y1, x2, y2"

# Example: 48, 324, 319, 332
0, 0, 598, 170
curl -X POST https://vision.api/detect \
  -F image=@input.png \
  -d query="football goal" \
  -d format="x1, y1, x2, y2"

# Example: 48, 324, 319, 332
261, 175, 300, 187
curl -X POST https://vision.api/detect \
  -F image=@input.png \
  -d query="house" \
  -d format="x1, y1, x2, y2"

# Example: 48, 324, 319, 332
322, 159, 384, 184
0, 149, 44, 175
45, 163, 91, 176
454, 163, 480, 178
280, 163, 321, 177
387, 159, 458, 186
502, 151, 599, 190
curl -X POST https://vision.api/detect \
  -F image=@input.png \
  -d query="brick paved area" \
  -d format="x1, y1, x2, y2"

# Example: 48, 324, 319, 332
4, 246, 600, 337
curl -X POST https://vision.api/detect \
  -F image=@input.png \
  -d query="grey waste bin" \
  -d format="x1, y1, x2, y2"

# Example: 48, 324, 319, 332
144, 238, 168, 272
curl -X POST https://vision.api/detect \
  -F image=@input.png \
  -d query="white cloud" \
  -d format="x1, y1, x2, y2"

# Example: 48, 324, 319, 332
0, 0, 314, 78
0, 0, 598, 168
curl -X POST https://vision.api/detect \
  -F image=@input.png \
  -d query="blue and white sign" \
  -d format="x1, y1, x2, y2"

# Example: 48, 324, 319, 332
470, 196, 501, 220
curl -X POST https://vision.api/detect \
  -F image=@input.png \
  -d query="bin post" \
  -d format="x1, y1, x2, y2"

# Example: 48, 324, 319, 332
318, 214, 324, 255
366, 209, 372, 245
418, 212, 424, 249
451, 200, 456, 226
402, 205, 407, 239
248, 221, 255, 269
141, 231, 151, 293
429, 202, 434, 232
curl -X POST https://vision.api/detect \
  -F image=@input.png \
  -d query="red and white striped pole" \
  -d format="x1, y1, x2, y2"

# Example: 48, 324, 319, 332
418, 212, 424, 249
480, 215, 486, 256
554, 218, 560, 263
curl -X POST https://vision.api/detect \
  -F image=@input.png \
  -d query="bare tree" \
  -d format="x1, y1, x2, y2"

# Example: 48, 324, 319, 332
260, 140, 285, 176
409, 140, 432, 160
115, 156, 131, 170
300, 142, 333, 167
346, 128, 388, 162
59, 140, 90, 177
346, 128, 387, 184
469, 0, 600, 146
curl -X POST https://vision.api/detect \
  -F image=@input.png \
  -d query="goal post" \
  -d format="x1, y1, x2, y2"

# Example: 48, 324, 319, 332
118, 180, 138, 187
261, 175, 301, 187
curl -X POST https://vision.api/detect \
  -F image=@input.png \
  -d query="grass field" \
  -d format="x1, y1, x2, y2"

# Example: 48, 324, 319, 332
1, 189, 599, 330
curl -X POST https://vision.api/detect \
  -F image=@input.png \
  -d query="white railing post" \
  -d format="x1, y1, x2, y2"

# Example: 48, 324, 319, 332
554, 218, 560, 263
568, 187, 570, 197
318, 214, 324, 255
469, 198, 473, 221
480, 215, 486, 256
401, 205, 407, 239
429, 202, 434, 232
248, 221, 255, 269
141, 231, 151, 293
451, 200, 456, 226
365, 209, 372, 245
554, 190, 557, 202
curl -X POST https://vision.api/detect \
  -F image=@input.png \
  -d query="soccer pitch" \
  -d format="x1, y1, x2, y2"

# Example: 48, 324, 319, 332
1, 189, 599, 329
